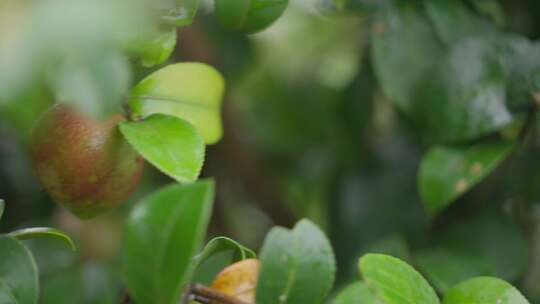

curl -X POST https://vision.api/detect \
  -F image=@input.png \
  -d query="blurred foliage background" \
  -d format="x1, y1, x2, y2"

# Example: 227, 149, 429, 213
2, 0, 540, 302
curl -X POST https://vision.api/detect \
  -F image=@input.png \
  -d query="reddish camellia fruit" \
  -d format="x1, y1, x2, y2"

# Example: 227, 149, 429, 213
29, 104, 144, 219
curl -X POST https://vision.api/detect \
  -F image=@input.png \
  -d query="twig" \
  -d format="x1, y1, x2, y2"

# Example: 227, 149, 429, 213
187, 283, 250, 304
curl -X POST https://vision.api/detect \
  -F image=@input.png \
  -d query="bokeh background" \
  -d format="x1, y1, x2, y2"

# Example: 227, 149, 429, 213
2, 0, 540, 302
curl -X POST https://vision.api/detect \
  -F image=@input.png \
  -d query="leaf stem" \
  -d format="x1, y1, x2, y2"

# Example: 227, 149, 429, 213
187, 284, 250, 304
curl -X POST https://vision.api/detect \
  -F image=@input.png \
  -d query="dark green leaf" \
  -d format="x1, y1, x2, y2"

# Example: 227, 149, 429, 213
256, 219, 336, 304
6, 227, 76, 251
215, 0, 289, 33
498, 35, 540, 110
119, 114, 205, 183
415, 37, 512, 141
440, 216, 527, 281
419, 140, 514, 214
471, 0, 505, 26
122, 181, 214, 304
371, 2, 443, 116
194, 237, 256, 267
359, 254, 439, 304
425, 0, 494, 45
367, 234, 411, 263
0, 236, 39, 304
442, 277, 529, 304
127, 63, 225, 144
415, 247, 493, 293
333, 282, 382, 304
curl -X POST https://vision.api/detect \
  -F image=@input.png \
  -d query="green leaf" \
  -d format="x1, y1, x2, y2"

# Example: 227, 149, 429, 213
256, 219, 336, 304
127, 26, 177, 67
194, 237, 256, 267
419, 140, 514, 214
0, 199, 4, 221
333, 282, 382, 304
472, 0, 505, 26
215, 0, 289, 33
439, 216, 527, 281
5, 227, 76, 251
498, 35, 540, 110
371, 2, 443, 116
158, 0, 200, 27
127, 62, 225, 144
415, 247, 493, 293
119, 114, 205, 183
122, 181, 214, 304
415, 37, 512, 142
442, 277, 529, 304
0, 236, 39, 304
425, 0, 494, 45
367, 234, 411, 263
359, 254, 439, 304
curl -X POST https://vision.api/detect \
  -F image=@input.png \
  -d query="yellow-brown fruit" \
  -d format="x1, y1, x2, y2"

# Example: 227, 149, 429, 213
211, 259, 260, 304
29, 104, 144, 219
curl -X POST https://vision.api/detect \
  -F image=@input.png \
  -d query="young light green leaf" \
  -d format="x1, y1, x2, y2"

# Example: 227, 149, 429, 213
333, 282, 382, 304
419, 140, 514, 214
127, 62, 225, 144
158, 0, 200, 27
0, 236, 39, 304
122, 180, 214, 304
5, 227, 76, 251
119, 114, 205, 183
442, 277, 529, 304
359, 254, 440, 304
194, 237, 255, 267
215, 0, 289, 33
425, 0, 494, 45
127, 26, 177, 67
256, 219, 336, 304
0, 199, 4, 221
371, 2, 443, 117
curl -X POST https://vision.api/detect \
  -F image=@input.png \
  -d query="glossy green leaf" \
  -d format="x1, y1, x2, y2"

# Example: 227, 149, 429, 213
256, 219, 336, 304
371, 2, 443, 116
0, 236, 39, 304
5, 227, 76, 251
127, 62, 225, 144
215, 0, 289, 33
119, 114, 205, 183
194, 237, 256, 267
122, 181, 215, 304
127, 26, 177, 67
419, 140, 514, 214
333, 282, 382, 304
425, 0, 494, 45
415, 247, 493, 293
0, 200, 4, 221
443, 277, 529, 304
157, 0, 200, 27
415, 37, 512, 141
359, 254, 439, 304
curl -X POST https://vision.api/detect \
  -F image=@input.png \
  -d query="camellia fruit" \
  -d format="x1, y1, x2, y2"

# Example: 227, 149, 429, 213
29, 104, 144, 219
